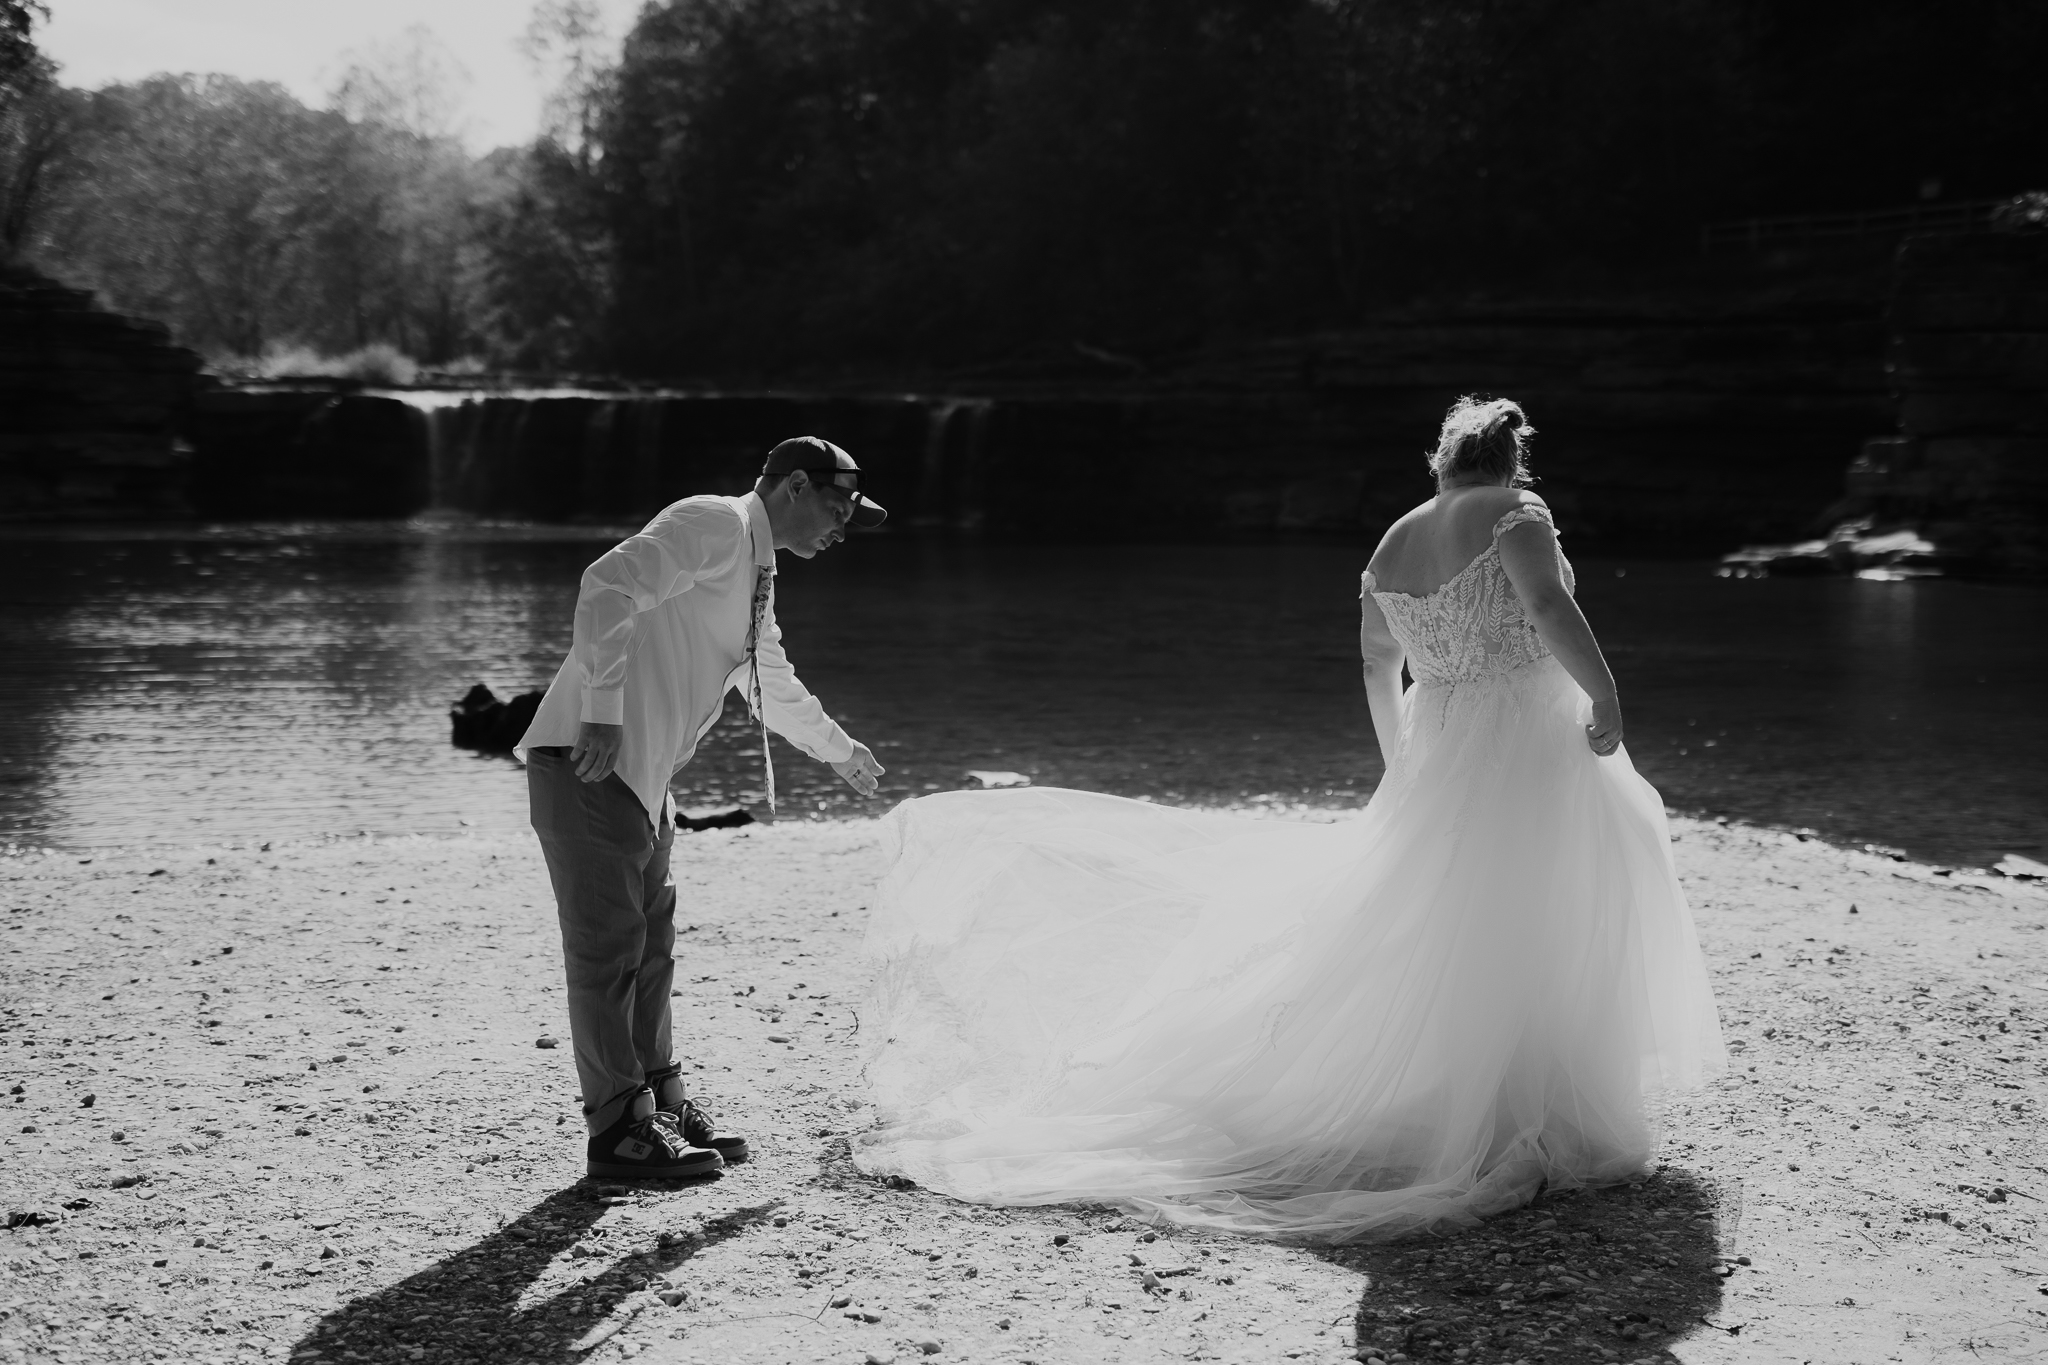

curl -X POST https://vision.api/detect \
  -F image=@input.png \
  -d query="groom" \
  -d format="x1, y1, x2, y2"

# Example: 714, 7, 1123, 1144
518, 437, 888, 1179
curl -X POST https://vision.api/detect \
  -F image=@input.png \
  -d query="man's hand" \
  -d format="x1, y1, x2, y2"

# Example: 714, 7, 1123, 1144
571, 721, 624, 783
831, 741, 886, 798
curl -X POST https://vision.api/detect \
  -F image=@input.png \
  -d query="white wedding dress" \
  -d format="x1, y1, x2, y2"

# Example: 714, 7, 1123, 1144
853, 505, 1724, 1242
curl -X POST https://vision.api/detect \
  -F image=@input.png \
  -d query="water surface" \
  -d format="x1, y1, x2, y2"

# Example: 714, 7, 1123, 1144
0, 522, 2039, 868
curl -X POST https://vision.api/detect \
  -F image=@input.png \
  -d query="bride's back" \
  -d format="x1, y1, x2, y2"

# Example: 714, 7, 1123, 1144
1367, 486, 1545, 598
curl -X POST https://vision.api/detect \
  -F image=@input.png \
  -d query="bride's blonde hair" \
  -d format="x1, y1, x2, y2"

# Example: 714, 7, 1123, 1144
1428, 396, 1534, 488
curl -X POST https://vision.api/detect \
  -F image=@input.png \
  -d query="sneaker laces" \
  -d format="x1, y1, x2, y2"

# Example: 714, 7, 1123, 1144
628, 1113, 691, 1158
657, 1098, 717, 1148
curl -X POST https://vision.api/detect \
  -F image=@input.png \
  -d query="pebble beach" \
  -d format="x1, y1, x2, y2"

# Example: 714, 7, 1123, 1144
2, 811, 2045, 1365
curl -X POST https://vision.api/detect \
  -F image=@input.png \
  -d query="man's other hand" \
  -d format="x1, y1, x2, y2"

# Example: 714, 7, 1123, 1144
831, 741, 886, 798
571, 722, 624, 782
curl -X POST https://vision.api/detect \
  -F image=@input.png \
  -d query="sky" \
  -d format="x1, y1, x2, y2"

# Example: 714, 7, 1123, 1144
36, 0, 647, 152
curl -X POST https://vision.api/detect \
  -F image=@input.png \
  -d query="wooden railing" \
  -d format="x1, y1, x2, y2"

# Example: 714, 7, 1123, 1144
1699, 199, 2008, 253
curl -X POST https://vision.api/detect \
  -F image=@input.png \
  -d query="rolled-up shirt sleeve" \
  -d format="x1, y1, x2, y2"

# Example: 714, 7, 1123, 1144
752, 590, 855, 763
574, 503, 743, 724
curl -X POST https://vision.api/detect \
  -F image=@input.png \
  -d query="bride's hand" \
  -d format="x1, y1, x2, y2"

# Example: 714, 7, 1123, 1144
1586, 694, 1623, 757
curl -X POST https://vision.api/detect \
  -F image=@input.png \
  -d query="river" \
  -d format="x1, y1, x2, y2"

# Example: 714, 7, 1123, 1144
0, 520, 2040, 870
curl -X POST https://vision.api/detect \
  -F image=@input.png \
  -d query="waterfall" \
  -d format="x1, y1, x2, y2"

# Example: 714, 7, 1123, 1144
914, 397, 994, 529
576, 399, 622, 513
631, 400, 665, 512
195, 385, 1011, 530
384, 389, 486, 515
918, 399, 967, 526
954, 400, 992, 533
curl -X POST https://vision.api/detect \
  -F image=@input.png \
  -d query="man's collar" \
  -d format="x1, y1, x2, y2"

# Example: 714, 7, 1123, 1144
741, 491, 776, 567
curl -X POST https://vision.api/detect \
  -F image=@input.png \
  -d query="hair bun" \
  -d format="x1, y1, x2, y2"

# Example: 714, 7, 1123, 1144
1427, 395, 1535, 488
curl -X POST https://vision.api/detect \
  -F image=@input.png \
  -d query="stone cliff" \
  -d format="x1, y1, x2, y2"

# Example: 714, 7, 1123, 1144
1841, 233, 2048, 577
0, 264, 207, 519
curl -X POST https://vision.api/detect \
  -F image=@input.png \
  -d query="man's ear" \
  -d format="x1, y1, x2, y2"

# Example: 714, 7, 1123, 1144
784, 469, 810, 498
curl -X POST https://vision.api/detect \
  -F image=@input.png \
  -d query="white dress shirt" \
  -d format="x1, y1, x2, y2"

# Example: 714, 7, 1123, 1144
517, 491, 855, 826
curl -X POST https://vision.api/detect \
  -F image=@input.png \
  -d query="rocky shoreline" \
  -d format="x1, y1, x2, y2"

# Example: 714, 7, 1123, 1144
2, 813, 2044, 1364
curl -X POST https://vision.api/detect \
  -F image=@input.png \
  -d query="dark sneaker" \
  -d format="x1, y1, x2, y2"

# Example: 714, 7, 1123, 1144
587, 1106, 723, 1180
656, 1095, 750, 1164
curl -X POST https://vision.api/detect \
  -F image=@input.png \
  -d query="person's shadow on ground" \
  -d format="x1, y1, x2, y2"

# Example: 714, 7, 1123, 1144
288, 1184, 780, 1363
1325, 1166, 1742, 1363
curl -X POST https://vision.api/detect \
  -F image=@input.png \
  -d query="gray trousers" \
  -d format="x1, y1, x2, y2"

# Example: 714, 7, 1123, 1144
526, 747, 677, 1131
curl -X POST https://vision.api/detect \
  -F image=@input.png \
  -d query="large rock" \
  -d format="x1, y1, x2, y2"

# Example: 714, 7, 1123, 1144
448, 683, 542, 753
1836, 232, 2048, 577
0, 265, 207, 519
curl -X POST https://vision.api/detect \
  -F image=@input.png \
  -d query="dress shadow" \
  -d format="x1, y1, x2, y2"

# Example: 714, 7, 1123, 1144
1327, 1167, 1739, 1362
288, 1184, 781, 1362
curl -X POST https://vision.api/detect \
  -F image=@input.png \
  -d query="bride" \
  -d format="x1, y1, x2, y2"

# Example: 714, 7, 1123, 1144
852, 397, 1725, 1242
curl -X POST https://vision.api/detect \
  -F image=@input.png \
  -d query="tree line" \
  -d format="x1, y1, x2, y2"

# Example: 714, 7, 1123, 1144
4, 0, 2045, 379
0, 2, 610, 371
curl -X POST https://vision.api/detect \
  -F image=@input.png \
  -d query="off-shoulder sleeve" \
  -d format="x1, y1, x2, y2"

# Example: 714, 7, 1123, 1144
1492, 503, 1556, 541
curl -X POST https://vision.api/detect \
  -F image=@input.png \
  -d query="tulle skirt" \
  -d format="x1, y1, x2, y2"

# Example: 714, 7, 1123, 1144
852, 655, 1724, 1242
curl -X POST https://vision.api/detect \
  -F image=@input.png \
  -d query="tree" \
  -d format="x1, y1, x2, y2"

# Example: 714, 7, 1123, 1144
459, 1, 624, 370
473, 141, 614, 370
521, 0, 618, 163
331, 24, 472, 144
0, 58, 67, 259
0, 0, 58, 263
594, 0, 2047, 378
21, 65, 497, 363
326, 27, 490, 360
0, 0, 47, 93
26, 76, 371, 355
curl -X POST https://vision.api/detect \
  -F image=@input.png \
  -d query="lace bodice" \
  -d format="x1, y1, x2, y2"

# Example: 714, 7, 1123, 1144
1364, 505, 1574, 685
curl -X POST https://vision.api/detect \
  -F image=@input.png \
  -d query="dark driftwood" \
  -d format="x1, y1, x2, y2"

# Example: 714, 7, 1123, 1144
676, 807, 755, 832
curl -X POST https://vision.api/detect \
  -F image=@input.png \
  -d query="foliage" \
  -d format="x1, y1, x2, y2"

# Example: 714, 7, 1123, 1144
31, 76, 369, 356
0, 1, 45, 94
462, 0, 623, 371
520, 0, 617, 159
473, 139, 614, 371
22, 70, 499, 362
10, 0, 2048, 376
0, 55, 64, 259
596, 0, 1760, 371
213, 342, 424, 385
17, 10, 615, 370
0, 0, 55, 261
599, 0, 2048, 376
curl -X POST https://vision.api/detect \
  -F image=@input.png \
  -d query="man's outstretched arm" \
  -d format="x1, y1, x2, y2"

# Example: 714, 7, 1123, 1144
751, 603, 886, 798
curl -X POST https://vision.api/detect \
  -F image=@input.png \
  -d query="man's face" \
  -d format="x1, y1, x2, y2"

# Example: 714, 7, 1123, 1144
783, 472, 857, 559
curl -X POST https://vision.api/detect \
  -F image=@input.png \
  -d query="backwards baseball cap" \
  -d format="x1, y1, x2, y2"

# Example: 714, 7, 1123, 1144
760, 436, 887, 528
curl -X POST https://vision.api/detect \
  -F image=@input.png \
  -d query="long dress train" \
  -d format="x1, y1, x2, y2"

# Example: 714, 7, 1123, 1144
852, 504, 1724, 1242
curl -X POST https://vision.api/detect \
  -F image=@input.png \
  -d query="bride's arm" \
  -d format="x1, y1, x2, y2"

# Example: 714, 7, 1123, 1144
1359, 587, 1407, 770
1497, 521, 1623, 755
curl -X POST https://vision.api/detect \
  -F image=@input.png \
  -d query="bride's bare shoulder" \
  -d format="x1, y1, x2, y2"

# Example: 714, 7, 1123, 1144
1467, 487, 1549, 514
1453, 487, 1550, 532
1366, 499, 1439, 572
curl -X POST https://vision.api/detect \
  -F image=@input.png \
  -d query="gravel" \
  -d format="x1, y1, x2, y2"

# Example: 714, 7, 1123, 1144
0, 816, 2041, 1364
